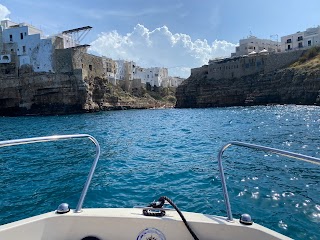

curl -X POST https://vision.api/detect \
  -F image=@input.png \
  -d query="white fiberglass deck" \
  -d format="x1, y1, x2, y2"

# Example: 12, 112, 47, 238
0, 208, 291, 240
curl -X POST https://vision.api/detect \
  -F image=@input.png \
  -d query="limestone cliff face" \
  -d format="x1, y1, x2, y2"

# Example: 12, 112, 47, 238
83, 76, 170, 111
176, 65, 320, 108
0, 73, 172, 116
0, 73, 87, 116
0, 45, 174, 116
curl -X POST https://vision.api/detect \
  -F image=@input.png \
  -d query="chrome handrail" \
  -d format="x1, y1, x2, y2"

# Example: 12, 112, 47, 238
0, 134, 101, 213
218, 141, 320, 222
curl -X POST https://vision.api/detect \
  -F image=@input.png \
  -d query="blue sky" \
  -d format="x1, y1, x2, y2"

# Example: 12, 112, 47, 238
1, 0, 320, 77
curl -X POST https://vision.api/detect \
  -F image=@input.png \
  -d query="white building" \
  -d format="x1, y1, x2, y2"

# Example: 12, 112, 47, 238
281, 31, 305, 51
114, 60, 170, 87
134, 66, 147, 82
304, 27, 320, 48
231, 36, 280, 57
0, 20, 55, 72
281, 26, 320, 51
114, 60, 125, 80
0, 20, 83, 72
115, 60, 136, 81
133, 67, 168, 87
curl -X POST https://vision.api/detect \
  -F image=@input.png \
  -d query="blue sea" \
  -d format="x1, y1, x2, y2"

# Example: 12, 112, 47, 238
0, 105, 319, 239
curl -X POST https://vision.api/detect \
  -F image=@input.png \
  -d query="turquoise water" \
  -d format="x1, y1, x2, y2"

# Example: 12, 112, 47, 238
0, 106, 319, 239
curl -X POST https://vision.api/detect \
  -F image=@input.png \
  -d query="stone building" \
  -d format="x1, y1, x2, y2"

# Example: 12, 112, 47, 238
55, 44, 105, 81
204, 50, 304, 81
102, 57, 116, 84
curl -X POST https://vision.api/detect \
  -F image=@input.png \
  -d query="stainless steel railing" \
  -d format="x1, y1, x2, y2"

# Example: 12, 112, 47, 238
0, 134, 100, 213
217, 141, 320, 222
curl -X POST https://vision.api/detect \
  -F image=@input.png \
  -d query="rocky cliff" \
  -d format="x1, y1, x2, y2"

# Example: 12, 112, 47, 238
176, 49, 320, 108
83, 76, 175, 112
0, 72, 175, 116
0, 72, 86, 116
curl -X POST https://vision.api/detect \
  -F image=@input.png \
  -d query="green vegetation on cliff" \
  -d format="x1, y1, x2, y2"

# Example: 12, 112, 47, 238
291, 46, 320, 70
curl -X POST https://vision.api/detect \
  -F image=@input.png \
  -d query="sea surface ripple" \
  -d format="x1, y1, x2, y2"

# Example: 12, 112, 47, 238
0, 105, 319, 239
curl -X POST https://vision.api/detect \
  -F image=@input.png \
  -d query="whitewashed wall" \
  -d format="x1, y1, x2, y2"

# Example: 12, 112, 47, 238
2, 23, 54, 72
62, 34, 77, 48
115, 60, 126, 80
30, 38, 54, 72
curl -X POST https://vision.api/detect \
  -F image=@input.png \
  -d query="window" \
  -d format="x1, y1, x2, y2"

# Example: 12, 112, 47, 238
9, 34, 12, 41
308, 40, 312, 46
298, 42, 303, 48
286, 39, 292, 43
23, 46, 26, 52
20, 33, 23, 40
297, 36, 303, 41
89, 65, 92, 71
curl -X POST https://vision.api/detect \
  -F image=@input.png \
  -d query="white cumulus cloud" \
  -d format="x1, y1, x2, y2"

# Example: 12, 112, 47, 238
0, 4, 10, 20
90, 24, 236, 78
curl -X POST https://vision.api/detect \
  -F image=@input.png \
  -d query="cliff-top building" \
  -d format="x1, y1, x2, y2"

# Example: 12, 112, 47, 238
115, 60, 176, 88
0, 20, 56, 72
134, 67, 168, 87
102, 57, 116, 84
281, 26, 320, 52
231, 35, 280, 57
0, 20, 88, 73
0, 19, 183, 89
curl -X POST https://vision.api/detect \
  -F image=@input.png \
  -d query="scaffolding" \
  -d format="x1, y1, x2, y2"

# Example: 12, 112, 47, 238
62, 26, 92, 46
